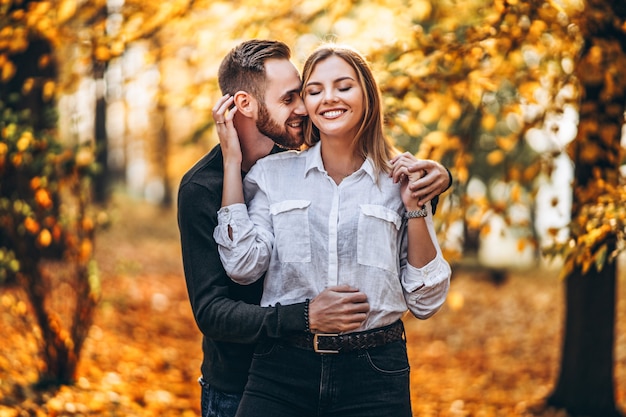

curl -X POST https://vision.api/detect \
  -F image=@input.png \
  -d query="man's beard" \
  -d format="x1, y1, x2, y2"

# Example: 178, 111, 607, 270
256, 103, 302, 150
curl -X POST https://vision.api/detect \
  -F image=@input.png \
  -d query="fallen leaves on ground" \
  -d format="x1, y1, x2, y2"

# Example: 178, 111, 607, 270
0, 196, 625, 416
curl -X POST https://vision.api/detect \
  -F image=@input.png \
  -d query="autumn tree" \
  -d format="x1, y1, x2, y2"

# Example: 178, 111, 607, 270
371, 1, 626, 414
0, 0, 100, 385
371, 0, 626, 414
0, 0, 193, 386
544, 1, 626, 415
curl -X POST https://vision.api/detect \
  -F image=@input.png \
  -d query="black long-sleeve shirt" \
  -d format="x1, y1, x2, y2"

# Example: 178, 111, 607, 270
177, 144, 305, 394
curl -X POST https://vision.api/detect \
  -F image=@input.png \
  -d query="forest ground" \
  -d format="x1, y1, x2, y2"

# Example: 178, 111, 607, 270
0, 194, 625, 417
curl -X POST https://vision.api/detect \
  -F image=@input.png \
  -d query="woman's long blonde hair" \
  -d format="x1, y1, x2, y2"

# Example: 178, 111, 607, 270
301, 44, 395, 176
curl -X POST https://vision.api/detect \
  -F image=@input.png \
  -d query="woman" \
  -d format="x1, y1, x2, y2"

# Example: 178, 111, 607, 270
214, 43, 451, 417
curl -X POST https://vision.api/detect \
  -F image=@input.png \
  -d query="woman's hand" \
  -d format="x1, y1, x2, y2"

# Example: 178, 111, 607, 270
390, 153, 423, 210
212, 94, 241, 166
214, 94, 245, 211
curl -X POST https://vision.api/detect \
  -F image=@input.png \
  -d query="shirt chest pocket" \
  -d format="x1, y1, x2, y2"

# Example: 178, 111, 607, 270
270, 200, 312, 263
357, 204, 403, 273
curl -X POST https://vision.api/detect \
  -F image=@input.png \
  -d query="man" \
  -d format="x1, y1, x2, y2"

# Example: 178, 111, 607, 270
178, 39, 451, 417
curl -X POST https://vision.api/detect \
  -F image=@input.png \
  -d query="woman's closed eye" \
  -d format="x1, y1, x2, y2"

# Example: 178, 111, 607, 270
306, 86, 352, 96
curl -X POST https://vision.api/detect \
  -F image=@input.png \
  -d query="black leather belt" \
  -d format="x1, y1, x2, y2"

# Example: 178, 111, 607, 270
282, 320, 404, 354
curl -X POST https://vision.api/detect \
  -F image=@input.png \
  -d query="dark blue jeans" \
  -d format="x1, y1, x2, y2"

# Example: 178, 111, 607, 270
199, 377, 242, 417
235, 339, 412, 417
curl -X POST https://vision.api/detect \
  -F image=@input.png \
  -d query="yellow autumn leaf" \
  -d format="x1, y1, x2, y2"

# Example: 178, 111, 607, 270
75, 146, 94, 167
523, 164, 540, 182
11, 153, 22, 166
456, 165, 470, 184
35, 188, 53, 209
24, 217, 40, 234
496, 135, 517, 152
594, 244, 608, 272
418, 101, 442, 125
581, 255, 592, 275
511, 184, 521, 202
94, 45, 111, 61
529, 20, 548, 39
408, 0, 432, 20
486, 149, 505, 165
403, 119, 423, 137
37, 229, 52, 247
42, 80, 55, 101
446, 101, 462, 120
80, 239, 93, 261
57, 0, 77, 24
110, 40, 126, 57
16, 135, 31, 152
82, 217, 95, 232
38, 54, 51, 69
518, 81, 541, 102
481, 113, 497, 131
36, 16, 52, 33
423, 131, 447, 148
404, 93, 424, 112
447, 291, 464, 311
1, 60, 16, 82
559, 257, 573, 280
22, 77, 34, 94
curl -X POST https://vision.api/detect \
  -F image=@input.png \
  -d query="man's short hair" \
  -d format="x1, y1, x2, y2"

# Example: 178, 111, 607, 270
218, 39, 291, 101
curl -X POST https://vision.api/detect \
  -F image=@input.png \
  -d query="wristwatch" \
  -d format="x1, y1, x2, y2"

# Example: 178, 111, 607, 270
404, 207, 428, 219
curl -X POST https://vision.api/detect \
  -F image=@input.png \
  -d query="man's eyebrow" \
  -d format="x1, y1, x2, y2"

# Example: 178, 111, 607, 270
280, 88, 301, 98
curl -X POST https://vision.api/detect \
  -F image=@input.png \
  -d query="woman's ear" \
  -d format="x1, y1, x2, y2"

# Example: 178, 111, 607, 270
233, 91, 257, 118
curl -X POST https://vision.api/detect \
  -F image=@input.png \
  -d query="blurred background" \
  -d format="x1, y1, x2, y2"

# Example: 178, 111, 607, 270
1, 0, 625, 416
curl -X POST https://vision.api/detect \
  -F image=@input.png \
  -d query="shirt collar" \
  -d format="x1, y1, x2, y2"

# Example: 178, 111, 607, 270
304, 141, 377, 182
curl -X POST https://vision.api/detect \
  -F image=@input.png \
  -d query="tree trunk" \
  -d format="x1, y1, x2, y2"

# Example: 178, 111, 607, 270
19, 264, 75, 386
93, 60, 110, 204
155, 34, 173, 208
547, 253, 622, 417
546, 2, 626, 415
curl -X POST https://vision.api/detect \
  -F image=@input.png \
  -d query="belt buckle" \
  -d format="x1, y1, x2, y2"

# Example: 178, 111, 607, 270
313, 333, 339, 354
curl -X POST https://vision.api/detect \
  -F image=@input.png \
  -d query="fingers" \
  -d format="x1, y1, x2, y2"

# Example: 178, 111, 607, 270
406, 159, 436, 173
320, 285, 369, 304
212, 94, 238, 126
391, 157, 449, 205
408, 180, 438, 207
389, 152, 421, 183
308, 287, 371, 333
408, 167, 449, 205
325, 284, 360, 292
212, 94, 231, 121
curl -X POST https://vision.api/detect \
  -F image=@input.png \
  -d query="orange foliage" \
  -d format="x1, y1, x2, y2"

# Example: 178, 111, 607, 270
2, 201, 625, 416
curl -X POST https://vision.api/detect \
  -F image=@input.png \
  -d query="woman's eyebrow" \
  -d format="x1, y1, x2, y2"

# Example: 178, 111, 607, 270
306, 76, 354, 87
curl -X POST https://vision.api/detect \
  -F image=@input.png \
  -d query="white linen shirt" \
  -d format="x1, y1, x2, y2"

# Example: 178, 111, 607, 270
214, 142, 451, 331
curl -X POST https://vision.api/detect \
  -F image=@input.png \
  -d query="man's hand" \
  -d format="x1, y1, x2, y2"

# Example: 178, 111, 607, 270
390, 153, 452, 207
308, 285, 369, 333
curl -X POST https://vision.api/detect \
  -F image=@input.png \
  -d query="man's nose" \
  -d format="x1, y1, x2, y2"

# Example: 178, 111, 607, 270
294, 96, 307, 116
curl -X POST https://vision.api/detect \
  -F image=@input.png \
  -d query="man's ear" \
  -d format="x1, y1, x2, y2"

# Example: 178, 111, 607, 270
232, 91, 257, 118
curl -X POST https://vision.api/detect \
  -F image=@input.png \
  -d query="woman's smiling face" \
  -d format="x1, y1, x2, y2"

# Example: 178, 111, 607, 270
303, 54, 364, 141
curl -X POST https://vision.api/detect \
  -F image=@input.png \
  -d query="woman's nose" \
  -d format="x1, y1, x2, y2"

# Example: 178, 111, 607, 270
322, 88, 338, 103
